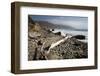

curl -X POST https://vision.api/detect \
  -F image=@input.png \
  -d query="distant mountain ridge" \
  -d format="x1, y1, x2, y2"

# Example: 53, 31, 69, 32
28, 16, 87, 31
34, 20, 88, 31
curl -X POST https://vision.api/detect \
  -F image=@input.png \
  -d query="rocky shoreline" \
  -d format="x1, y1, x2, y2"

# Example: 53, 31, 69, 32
28, 17, 88, 60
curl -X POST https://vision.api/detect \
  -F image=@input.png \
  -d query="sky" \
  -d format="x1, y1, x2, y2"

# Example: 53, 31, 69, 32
30, 15, 88, 30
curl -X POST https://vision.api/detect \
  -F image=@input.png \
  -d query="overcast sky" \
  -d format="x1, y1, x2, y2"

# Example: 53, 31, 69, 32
30, 15, 88, 30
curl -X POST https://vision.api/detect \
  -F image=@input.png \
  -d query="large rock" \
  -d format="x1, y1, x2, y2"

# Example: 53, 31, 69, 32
29, 31, 41, 38
72, 35, 86, 40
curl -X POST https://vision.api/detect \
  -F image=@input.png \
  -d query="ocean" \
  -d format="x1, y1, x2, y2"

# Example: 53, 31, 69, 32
52, 29, 88, 42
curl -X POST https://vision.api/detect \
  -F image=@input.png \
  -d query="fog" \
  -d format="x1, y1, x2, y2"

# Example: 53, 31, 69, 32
31, 15, 88, 30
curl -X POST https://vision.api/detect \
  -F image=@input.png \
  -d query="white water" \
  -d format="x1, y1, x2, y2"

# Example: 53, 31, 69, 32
53, 29, 87, 36
52, 29, 88, 42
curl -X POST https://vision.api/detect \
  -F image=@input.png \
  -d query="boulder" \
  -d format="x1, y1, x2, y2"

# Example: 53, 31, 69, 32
29, 32, 41, 38
54, 32, 61, 35
72, 35, 85, 40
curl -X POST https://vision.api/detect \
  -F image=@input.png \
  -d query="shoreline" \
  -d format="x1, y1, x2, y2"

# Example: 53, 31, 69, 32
28, 18, 88, 60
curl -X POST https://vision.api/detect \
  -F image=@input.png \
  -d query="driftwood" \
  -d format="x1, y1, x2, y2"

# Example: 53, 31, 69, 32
40, 42, 48, 60
33, 48, 38, 60
46, 36, 72, 54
